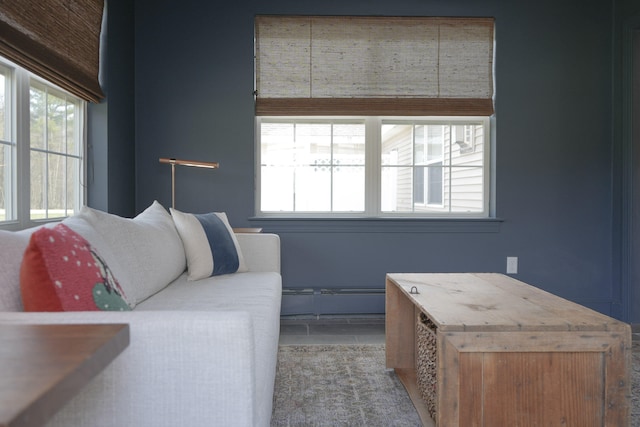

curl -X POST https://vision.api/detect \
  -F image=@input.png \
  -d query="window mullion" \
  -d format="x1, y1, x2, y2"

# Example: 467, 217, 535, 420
77, 101, 87, 215
330, 123, 334, 212
63, 97, 67, 216
1, 64, 16, 222
44, 86, 49, 218
448, 124, 452, 213
365, 117, 380, 216
14, 69, 30, 227
412, 123, 416, 213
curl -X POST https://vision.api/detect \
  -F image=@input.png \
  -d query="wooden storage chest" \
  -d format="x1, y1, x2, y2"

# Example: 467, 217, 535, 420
385, 273, 631, 427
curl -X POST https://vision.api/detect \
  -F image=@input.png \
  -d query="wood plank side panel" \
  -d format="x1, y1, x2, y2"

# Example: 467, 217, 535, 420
482, 352, 604, 426
445, 330, 621, 353
395, 369, 436, 427
386, 276, 415, 369
603, 330, 632, 426
437, 337, 460, 427
458, 352, 483, 426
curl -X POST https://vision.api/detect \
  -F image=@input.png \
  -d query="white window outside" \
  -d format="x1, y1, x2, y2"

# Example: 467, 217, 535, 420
257, 116, 489, 217
0, 57, 85, 228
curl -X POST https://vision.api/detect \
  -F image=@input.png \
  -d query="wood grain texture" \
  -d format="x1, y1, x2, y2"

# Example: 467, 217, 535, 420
0, 323, 129, 427
458, 353, 483, 427
386, 273, 632, 426
395, 369, 436, 427
481, 352, 603, 426
385, 277, 416, 370
388, 273, 627, 333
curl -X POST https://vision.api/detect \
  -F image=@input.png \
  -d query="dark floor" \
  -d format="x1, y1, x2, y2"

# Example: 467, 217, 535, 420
279, 315, 386, 345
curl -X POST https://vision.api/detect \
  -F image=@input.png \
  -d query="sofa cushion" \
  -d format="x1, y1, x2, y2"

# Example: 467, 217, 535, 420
170, 209, 247, 280
20, 224, 130, 311
135, 270, 282, 424
78, 201, 186, 305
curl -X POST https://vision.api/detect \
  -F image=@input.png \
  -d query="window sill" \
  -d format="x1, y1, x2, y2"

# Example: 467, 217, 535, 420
248, 216, 503, 233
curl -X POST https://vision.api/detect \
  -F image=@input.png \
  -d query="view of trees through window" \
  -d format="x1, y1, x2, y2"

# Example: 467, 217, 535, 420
0, 56, 85, 225
29, 81, 82, 220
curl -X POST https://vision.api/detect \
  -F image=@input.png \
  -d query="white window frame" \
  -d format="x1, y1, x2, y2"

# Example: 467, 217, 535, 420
0, 63, 15, 223
412, 125, 445, 208
256, 116, 490, 218
0, 56, 86, 230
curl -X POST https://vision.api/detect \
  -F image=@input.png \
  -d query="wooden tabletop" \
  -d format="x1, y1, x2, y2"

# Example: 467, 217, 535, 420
0, 323, 130, 427
387, 273, 628, 332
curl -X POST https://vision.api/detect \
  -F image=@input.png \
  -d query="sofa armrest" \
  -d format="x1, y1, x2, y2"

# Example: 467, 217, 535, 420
236, 233, 280, 274
0, 311, 257, 427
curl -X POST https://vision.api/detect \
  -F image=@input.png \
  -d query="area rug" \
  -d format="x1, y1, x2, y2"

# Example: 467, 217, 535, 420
273, 343, 640, 427
271, 344, 421, 427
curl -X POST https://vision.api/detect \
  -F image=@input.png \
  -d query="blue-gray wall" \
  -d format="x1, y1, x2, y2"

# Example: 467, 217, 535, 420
87, 0, 136, 218
90, 0, 640, 321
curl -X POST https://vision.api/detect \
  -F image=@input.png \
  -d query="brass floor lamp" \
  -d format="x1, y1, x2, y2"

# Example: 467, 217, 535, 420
159, 157, 219, 209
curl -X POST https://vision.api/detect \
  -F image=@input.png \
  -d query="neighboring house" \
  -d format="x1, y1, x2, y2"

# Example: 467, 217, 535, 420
380, 122, 486, 214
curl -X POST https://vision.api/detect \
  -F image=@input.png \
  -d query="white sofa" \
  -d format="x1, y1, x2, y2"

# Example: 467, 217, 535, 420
0, 202, 282, 427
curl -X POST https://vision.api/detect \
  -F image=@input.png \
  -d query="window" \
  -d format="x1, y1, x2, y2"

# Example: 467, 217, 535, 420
255, 16, 494, 218
258, 117, 489, 217
259, 120, 366, 213
0, 57, 85, 228
410, 125, 443, 206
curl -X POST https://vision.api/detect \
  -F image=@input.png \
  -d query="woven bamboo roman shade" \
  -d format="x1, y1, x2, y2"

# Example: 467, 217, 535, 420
0, 0, 105, 102
255, 16, 494, 116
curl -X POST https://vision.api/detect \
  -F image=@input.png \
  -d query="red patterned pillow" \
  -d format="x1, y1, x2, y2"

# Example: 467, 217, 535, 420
20, 224, 131, 312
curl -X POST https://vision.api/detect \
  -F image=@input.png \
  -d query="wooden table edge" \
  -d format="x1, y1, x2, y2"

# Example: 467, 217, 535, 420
1, 323, 130, 427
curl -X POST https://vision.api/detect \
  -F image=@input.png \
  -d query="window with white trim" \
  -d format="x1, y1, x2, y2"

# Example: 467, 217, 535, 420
254, 15, 494, 218
0, 56, 85, 227
257, 117, 489, 217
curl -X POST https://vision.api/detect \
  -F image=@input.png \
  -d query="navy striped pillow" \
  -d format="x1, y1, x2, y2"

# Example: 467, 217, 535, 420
194, 213, 239, 276
170, 209, 248, 280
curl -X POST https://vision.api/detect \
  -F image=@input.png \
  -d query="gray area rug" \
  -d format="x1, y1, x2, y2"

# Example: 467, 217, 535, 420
273, 343, 640, 427
271, 345, 421, 427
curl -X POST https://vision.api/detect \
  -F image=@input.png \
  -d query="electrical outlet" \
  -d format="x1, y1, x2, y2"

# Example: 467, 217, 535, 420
506, 257, 518, 274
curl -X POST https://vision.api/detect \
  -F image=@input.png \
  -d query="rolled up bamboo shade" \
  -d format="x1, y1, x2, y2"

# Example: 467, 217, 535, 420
0, 0, 105, 103
255, 16, 494, 116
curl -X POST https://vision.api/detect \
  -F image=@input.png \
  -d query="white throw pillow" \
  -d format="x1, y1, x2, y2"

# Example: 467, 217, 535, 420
170, 208, 247, 281
77, 201, 187, 305
0, 230, 31, 311
62, 214, 134, 308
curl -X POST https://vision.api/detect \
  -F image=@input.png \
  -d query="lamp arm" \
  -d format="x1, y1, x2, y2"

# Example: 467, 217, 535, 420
159, 158, 219, 169
159, 157, 219, 209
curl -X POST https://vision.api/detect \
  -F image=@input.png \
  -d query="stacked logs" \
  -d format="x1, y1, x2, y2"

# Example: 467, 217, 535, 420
416, 312, 438, 420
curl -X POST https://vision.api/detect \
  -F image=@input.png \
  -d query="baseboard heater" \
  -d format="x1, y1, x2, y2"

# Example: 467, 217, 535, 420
281, 288, 385, 315
283, 288, 385, 295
